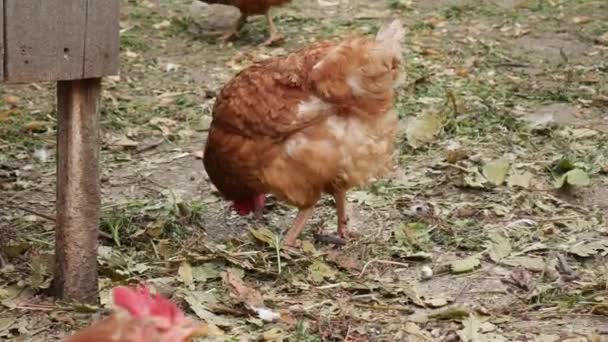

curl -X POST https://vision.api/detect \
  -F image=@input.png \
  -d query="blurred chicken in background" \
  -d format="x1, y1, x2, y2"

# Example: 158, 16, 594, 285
197, 0, 291, 46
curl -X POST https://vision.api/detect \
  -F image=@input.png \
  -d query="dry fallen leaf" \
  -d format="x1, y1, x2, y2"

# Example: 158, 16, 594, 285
0, 317, 16, 334
262, 327, 286, 341
149, 117, 177, 126
0, 109, 17, 122
463, 170, 487, 188
507, 171, 533, 189
307, 260, 338, 283
3, 95, 20, 107
191, 150, 205, 159
107, 134, 139, 150
423, 297, 450, 308
326, 250, 362, 272
450, 255, 481, 274
486, 232, 512, 262
567, 239, 608, 258
317, 0, 340, 6
507, 266, 535, 291
402, 322, 433, 341
406, 110, 444, 148
125, 50, 139, 58
599, 32, 608, 45
249, 227, 280, 248
222, 270, 264, 307
222, 270, 280, 322
178, 261, 194, 288
153, 19, 171, 29
445, 142, 468, 163
482, 159, 510, 186
457, 314, 482, 341
183, 291, 233, 328
553, 168, 590, 188
454, 67, 470, 77
503, 256, 546, 272
569, 128, 598, 139
421, 47, 442, 56
22, 121, 49, 133
572, 16, 591, 24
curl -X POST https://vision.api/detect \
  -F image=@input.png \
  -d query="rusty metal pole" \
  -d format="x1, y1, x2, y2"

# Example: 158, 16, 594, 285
52, 78, 101, 303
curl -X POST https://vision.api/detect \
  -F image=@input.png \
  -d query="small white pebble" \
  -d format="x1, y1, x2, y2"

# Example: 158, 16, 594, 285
165, 63, 179, 72
125, 50, 139, 59
251, 306, 280, 322
446, 140, 462, 151
420, 265, 433, 280
409, 203, 430, 216
33, 149, 49, 163
506, 218, 537, 228
153, 20, 171, 30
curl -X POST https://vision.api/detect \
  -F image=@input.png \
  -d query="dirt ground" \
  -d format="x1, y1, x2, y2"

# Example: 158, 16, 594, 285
1, 0, 608, 341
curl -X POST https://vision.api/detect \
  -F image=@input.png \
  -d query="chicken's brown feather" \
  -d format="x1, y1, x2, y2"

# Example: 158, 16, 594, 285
203, 23, 403, 211
204, 42, 339, 205
199, 0, 290, 15
211, 42, 336, 138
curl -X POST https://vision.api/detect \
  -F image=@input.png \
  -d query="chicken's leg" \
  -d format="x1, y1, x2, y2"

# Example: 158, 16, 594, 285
253, 206, 264, 221
283, 207, 314, 247
220, 14, 247, 42
252, 206, 267, 227
334, 191, 357, 239
261, 10, 284, 46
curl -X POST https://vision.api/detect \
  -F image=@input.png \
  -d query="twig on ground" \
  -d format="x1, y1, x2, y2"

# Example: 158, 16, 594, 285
354, 303, 414, 314
5, 204, 55, 222
358, 259, 409, 278
135, 138, 165, 154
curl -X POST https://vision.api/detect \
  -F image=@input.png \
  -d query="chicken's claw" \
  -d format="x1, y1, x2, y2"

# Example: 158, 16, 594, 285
283, 238, 302, 248
337, 226, 359, 241
312, 231, 347, 246
219, 14, 246, 44
261, 33, 284, 47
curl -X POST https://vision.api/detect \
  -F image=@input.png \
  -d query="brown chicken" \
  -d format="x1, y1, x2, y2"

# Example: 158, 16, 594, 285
65, 286, 211, 342
201, 0, 291, 46
203, 20, 405, 247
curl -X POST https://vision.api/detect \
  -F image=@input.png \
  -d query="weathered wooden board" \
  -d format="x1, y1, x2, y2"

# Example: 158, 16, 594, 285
3, 0, 120, 83
4, 0, 88, 83
83, 0, 120, 78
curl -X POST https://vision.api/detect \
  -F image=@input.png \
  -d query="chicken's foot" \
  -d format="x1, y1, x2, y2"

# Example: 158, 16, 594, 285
219, 14, 247, 42
312, 230, 347, 246
283, 207, 314, 247
253, 206, 264, 221
261, 10, 284, 46
335, 191, 358, 239
251, 205, 268, 227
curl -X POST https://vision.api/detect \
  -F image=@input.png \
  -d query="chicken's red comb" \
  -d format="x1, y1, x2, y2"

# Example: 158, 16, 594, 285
112, 285, 184, 323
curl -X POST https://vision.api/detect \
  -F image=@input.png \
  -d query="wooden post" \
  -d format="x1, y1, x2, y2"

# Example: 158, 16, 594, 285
52, 78, 101, 303
2, 0, 119, 302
